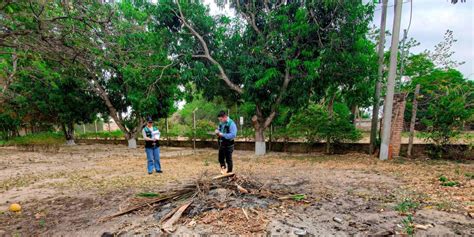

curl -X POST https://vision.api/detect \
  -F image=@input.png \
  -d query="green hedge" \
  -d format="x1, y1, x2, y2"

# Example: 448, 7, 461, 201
3, 132, 65, 145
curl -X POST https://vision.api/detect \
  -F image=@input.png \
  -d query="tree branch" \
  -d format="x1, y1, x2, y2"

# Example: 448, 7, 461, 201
264, 67, 291, 128
235, 1, 261, 35
176, 1, 243, 94
90, 78, 130, 136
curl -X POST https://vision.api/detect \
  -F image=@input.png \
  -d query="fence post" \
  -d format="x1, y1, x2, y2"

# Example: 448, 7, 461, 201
193, 108, 198, 153
407, 84, 420, 157
166, 117, 169, 146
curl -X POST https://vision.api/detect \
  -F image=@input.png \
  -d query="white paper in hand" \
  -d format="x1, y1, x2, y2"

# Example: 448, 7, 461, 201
152, 130, 160, 140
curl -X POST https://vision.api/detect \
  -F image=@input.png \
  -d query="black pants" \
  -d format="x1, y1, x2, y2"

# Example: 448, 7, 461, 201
218, 145, 234, 172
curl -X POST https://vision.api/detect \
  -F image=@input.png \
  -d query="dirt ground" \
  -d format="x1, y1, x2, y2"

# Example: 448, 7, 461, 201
0, 144, 473, 236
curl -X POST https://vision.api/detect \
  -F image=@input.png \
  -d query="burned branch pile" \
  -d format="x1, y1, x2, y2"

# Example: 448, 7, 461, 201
100, 173, 296, 233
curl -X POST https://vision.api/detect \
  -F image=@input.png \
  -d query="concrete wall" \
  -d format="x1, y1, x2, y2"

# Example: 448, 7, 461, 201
76, 139, 473, 159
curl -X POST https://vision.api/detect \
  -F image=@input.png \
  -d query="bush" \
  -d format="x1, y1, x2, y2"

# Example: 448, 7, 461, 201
185, 120, 216, 141
406, 69, 473, 158
288, 103, 361, 146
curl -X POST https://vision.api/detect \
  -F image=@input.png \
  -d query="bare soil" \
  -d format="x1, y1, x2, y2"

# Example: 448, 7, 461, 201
0, 144, 473, 236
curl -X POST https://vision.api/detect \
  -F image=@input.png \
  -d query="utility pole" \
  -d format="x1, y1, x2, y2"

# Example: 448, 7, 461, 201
380, 0, 403, 160
407, 84, 420, 157
369, 0, 388, 155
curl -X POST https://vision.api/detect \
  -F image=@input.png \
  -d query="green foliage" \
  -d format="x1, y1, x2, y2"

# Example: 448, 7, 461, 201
185, 120, 217, 141
136, 192, 160, 198
438, 175, 460, 187
288, 103, 362, 145
164, 0, 376, 144
441, 181, 460, 187
0, 1, 182, 142
290, 194, 307, 201
405, 68, 473, 158
179, 96, 227, 125
401, 214, 415, 236
395, 198, 419, 215
465, 173, 474, 180
438, 175, 448, 183
4, 132, 64, 146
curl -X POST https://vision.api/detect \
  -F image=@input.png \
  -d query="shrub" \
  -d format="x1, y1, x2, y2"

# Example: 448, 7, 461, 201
185, 120, 216, 141
288, 103, 361, 147
5, 132, 64, 145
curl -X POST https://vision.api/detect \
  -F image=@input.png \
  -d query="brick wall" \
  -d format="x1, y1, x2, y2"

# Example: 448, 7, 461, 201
390, 93, 407, 157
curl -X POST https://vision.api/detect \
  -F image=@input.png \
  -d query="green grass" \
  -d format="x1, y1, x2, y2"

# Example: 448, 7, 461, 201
395, 198, 419, 215
136, 192, 160, 198
465, 173, 474, 180
441, 181, 460, 187
4, 132, 64, 146
401, 214, 415, 236
439, 175, 448, 182
438, 175, 460, 187
290, 194, 307, 201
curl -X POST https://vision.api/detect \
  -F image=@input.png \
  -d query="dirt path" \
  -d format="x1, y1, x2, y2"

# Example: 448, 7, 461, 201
0, 144, 472, 236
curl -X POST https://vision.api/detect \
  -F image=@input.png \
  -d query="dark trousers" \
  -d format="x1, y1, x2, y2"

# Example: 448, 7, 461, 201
218, 145, 234, 172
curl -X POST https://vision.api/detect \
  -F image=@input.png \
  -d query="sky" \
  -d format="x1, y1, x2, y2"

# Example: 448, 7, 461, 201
373, 0, 474, 79
204, 0, 474, 79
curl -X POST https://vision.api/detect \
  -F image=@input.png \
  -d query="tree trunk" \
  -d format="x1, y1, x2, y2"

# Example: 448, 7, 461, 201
126, 122, 145, 149
252, 112, 266, 156
255, 126, 266, 156
126, 132, 137, 149
351, 105, 358, 125
369, 0, 388, 155
407, 84, 420, 157
62, 122, 75, 145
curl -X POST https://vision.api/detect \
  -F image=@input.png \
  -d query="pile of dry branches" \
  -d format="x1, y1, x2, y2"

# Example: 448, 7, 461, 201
100, 173, 292, 233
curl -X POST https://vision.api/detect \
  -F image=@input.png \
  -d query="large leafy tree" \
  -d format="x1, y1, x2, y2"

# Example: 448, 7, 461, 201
404, 69, 473, 158
5, 56, 104, 144
161, 0, 374, 155
0, 1, 182, 148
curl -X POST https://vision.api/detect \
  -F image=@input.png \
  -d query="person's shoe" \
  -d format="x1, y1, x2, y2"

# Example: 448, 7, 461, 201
156, 170, 163, 173
220, 167, 227, 175
148, 172, 153, 175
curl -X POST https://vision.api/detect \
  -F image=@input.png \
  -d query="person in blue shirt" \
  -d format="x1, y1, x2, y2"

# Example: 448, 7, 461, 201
215, 110, 237, 174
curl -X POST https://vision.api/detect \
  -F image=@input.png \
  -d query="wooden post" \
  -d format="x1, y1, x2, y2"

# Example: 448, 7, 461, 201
193, 108, 198, 153
407, 84, 420, 157
369, 0, 388, 155
166, 117, 169, 146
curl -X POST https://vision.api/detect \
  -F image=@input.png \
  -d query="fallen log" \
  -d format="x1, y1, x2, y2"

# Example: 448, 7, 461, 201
161, 201, 194, 233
